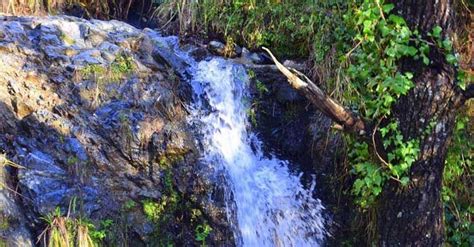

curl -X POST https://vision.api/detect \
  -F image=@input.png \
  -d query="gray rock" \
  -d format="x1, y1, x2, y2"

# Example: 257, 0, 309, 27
0, 15, 234, 246
145, 31, 190, 78
73, 49, 104, 65
0, 156, 34, 247
18, 151, 100, 218
208, 40, 225, 55
283, 60, 306, 71
241, 48, 268, 64
234, 44, 242, 57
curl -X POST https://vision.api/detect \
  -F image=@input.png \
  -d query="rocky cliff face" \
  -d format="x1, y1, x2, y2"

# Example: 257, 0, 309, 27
0, 15, 233, 246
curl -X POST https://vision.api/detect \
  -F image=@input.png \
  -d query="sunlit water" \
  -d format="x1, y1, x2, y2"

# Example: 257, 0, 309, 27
147, 31, 327, 246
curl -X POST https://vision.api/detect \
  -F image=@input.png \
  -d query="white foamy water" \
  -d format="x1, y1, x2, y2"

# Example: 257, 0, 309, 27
146, 31, 327, 246
191, 59, 326, 246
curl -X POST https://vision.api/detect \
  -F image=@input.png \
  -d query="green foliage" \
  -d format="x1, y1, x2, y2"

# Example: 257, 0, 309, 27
110, 55, 135, 78
87, 219, 113, 243
141, 169, 180, 245
80, 54, 135, 84
67, 156, 79, 166
195, 223, 212, 247
142, 199, 168, 222
80, 64, 107, 81
339, 1, 426, 208
123, 199, 137, 211
345, 1, 470, 212
0, 214, 10, 231
158, 0, 348, 58
247, 108, 257, 127
255, 80, 269, 96
443, 114, 473, 247
182, 0, 429, 209
141, 165, 213, 246
40, 206, 106, 247
158, 0, 470, 243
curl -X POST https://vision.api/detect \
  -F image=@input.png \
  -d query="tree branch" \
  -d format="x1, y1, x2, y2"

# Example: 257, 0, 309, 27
262, 47, 367, 135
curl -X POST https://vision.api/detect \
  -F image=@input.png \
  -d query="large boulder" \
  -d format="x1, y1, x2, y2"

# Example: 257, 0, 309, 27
0, 15, 233, 246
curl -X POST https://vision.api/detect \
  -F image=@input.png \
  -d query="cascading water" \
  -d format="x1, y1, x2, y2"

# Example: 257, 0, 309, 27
147, 31, 327, 246
190, 59, 327, 246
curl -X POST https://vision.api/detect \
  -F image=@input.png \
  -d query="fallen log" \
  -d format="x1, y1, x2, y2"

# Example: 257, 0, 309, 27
262, 47, 366, 135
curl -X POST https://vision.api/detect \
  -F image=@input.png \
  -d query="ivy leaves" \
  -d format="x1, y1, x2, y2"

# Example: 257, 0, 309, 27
346, 1, 465, 210
347, 1, 419, 120
343, 0, 424, 208
349, 142, 384, 208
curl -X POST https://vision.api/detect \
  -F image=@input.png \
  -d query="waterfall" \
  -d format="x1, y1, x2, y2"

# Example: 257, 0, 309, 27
147, 31, 327, 246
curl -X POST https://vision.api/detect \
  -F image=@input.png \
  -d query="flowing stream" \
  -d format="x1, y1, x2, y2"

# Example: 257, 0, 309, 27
148, 32, 327, 246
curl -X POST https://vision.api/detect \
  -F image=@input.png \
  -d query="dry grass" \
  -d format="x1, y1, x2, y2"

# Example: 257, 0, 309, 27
38, 202, 97, 247
0, 0, 142, 20
76, 224, 95, 247
39, 216, 72, 247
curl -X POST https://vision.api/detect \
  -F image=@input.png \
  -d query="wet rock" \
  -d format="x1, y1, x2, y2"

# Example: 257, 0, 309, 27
249, 52, 265, 64
187, 46, 210, 61
145, 30, 190, 78
208, 40, 225, 55
0, 156, 34, 247
234, 44, 243, 57
0, 15, 234, 246
65, 138, 89, 161
18, 151, 99, 220
73, 49, 105, 65
283, 59, 306, 71
11, 97, 34, 119
0, 21, 28, 42
240, 48, 272, 64
275, 81, 301, 103
208, 40, 242, 58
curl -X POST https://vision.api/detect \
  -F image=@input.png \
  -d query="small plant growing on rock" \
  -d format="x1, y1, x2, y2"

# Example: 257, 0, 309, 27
123, 200, 137, 211
142, 199, 166, 222
87, 219, 113, 243
195, 223, 212, 247
111, 55, 134, 77
0, 213, 10, 231
80, 54, 136, 88
246, 108, 257, 127
79, 55, 136, 107
223, 36, 236, 57
255, 80, 269, 96
80, 64, 107, 82
39, 199, 108, 247
75, 220, 96, 247
67, 156, 79, 166
0, 154, 25, 196
247, 69, 256, 79
39, 207, 73, 247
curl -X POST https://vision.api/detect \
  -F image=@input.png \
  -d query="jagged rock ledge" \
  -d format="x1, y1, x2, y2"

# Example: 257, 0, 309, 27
0, 15, 234, 246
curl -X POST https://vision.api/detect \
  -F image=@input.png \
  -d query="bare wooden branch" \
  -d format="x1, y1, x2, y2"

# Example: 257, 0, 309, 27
262, 47, 366, 135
